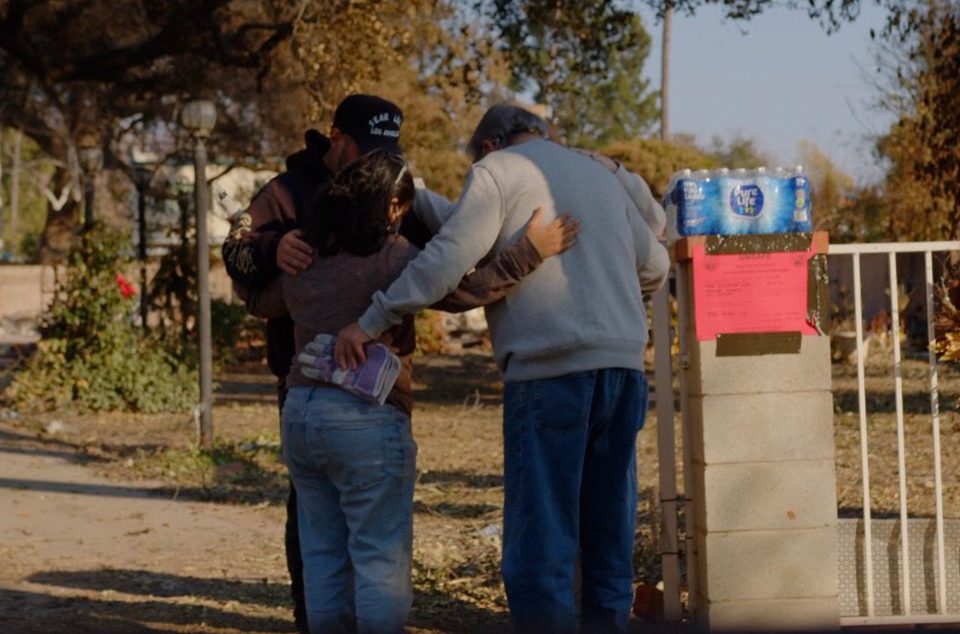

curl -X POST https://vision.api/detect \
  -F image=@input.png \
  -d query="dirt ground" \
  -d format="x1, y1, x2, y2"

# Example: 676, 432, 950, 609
1, 348, 958, 633
0, 353, 664, 633
832, 353, 960, 519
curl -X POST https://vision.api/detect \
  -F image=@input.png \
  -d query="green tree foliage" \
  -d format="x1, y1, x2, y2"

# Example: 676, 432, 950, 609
481, 0, 659, 145
0, 0, 302, 157
3, 226, 197, 413
799, 141, 853, 204
358, 3, 512, 198
285, 1, 413, 124
934, 257, 960, 364
833, 183, 889, 243
0, 0, 306, 260
0, 0, 517, 251
875, 4, 960, 241
643, 0, 881, 34
0, 128, 50, 258
705, 134, 773, 169
599, 136, 716, 199
552, 12, 659, 147
821, 157, 896, 246
866, 4, 960, 364
289, 2, 512, 198
795, 140, 858, 240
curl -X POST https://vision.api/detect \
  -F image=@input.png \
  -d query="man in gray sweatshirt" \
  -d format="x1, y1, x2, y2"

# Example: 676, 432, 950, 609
336, 104, 669, 632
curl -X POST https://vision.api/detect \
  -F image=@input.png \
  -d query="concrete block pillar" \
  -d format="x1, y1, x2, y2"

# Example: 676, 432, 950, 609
676, 234, 840, 630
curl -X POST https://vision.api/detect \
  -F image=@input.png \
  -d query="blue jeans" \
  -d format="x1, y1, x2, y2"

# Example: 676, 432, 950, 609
282, 386, 417, 634
502, 368, 648, 634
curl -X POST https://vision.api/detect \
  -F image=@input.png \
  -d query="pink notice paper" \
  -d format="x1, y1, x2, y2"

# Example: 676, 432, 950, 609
691, 244, 818, 341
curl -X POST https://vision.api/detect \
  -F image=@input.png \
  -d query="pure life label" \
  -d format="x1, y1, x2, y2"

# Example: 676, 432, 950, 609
730, 184, 764, 218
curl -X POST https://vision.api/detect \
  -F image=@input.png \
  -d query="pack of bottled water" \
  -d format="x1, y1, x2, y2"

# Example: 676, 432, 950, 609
665, 166, 812, 236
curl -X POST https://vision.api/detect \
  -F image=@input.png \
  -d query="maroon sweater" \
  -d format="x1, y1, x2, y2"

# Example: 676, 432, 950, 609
247, 234, 543, 415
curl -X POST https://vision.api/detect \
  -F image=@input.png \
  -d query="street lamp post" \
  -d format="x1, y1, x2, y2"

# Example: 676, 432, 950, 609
77, 142, 103, 233
181, 99, 217, 450
133, 164, 153, 331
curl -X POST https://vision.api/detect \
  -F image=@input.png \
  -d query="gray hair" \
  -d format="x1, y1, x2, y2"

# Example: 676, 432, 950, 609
467, 104, 549, 162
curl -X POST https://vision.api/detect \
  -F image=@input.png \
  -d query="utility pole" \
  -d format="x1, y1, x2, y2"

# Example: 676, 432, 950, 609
661, 1, 673, 141
543, 0, 563, 121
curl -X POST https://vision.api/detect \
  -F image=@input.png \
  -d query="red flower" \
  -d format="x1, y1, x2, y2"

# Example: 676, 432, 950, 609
115, 273, 137, 299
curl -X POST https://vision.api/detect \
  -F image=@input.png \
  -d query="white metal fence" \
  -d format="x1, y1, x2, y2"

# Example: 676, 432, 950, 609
652, 239, 960, 626
830, 241, 960, 626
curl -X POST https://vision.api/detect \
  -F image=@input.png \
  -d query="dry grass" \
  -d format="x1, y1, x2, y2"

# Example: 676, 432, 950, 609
2, 348, 958, 632
832, 353, 960, 520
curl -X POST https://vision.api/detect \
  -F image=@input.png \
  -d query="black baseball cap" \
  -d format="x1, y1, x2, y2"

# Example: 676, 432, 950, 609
333, 94, 403, 155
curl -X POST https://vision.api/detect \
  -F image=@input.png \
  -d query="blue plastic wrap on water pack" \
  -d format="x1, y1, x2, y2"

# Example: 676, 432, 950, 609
665, 167, 812, 236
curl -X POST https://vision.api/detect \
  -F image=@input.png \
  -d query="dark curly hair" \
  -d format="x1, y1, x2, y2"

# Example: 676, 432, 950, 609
305, 149, 415, 257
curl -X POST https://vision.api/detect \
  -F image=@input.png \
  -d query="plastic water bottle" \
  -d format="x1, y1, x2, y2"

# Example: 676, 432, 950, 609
790, 166, 812, 232
665, 165, 814, 236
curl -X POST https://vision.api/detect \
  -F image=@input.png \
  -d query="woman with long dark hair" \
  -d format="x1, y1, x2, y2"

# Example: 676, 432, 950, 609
249, 149, 576, 633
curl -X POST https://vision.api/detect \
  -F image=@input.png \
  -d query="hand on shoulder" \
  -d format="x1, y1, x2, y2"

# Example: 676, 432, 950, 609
277, 229, 314, 276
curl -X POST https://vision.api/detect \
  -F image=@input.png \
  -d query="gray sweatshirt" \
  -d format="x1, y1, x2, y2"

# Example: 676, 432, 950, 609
359, 138, 670, 382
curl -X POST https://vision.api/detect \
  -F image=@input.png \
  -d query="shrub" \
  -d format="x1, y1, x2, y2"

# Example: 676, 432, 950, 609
3, 226, 198, 413
415, 310, 448, 355
936, 262, 960, 363
211, 298, 251, 367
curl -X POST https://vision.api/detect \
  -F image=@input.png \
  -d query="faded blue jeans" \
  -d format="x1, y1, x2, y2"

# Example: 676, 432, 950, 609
281, 385, 417, 634
502, 368, 648, 634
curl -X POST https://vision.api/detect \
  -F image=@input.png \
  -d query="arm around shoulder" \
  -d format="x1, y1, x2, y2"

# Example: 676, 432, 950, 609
358, 165, 506, 338
431, 235, 543, 313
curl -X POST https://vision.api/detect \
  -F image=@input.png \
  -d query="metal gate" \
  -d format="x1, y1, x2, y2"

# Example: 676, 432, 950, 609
652, 240, 960, 626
